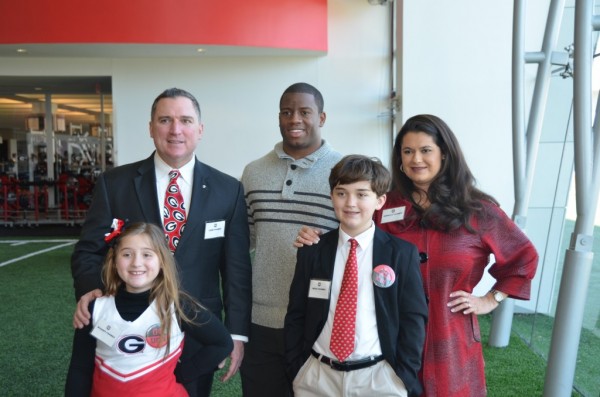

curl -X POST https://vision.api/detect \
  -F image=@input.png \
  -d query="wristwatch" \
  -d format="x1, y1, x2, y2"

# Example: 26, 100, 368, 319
490, 289, 506, 303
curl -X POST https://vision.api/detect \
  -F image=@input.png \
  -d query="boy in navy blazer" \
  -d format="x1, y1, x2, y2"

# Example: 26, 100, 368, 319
284, 155, 428, 397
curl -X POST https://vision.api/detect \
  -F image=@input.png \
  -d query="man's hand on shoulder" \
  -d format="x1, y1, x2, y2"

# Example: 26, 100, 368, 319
294, 226, 322, 248
73, 289, 103, 329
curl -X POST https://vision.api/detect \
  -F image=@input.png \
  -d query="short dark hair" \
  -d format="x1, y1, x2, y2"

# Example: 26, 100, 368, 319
280, 82, 324, 113
329, 155, 390, 196
150, 87, 201, 121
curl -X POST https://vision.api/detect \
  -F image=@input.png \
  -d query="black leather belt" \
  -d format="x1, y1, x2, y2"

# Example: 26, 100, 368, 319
311, 349, 384, 372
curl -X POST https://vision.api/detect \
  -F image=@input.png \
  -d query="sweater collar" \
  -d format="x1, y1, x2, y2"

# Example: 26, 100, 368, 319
274, 140, 334, 169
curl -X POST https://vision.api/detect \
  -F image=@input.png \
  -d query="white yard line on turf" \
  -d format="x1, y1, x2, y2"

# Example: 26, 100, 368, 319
1, 240, 77, 245
0, 241, 77, 268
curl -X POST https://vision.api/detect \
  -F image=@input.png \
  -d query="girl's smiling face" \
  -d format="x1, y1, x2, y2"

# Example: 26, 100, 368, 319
115, 234, 161, 293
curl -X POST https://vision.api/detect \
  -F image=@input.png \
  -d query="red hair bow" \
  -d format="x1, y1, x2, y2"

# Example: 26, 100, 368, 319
104, 218, 125, 244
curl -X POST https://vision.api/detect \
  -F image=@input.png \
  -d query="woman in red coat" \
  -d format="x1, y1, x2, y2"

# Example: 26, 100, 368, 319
297, 114, 538, 396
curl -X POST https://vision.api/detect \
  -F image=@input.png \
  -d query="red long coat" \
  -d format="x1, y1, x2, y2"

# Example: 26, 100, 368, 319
375, 192, 538, 397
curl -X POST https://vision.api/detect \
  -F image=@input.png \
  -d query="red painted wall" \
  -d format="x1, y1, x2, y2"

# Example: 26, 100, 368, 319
0, 0, 327, 51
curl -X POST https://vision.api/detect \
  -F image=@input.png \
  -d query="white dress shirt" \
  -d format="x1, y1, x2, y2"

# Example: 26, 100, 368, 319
154, 153, 194, 218
313, 222, 383, 360
154, 153, 246, 343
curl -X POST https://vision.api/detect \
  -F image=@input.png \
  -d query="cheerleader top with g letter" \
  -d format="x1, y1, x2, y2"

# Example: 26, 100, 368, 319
90, 295, 187, 397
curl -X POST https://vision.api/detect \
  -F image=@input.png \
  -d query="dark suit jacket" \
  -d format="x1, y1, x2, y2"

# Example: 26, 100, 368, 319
71, 153, 252, 381
284, 227, 428, 396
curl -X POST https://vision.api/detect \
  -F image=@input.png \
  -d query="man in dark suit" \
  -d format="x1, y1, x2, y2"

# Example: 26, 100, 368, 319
284, 155, 428, 397
71, 87, 252, 397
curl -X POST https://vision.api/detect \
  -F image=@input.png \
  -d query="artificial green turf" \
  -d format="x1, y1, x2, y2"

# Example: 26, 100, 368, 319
480, 315, 585, 397
0, 243, 76, 396
0, 240, 595, 396
0, 241, 242, 396
512, 313, 600, 396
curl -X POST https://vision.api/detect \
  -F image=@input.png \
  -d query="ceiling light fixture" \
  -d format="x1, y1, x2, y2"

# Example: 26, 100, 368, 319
197, 48, 205, 53
16, 48, 28, 54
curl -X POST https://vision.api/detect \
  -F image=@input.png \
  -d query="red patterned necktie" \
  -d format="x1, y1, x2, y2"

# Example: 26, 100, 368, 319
330, 238, 358, 362
163, 170, 186, 252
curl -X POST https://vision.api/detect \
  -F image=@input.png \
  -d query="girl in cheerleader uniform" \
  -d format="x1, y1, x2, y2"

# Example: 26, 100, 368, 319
66, 221, 233, 396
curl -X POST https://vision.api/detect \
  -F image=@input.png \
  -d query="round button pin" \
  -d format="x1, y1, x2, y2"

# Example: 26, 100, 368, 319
372, 264, 395, 288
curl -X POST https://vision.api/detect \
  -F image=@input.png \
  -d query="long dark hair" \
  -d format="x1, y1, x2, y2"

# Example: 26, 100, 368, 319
391, 114, 497, 232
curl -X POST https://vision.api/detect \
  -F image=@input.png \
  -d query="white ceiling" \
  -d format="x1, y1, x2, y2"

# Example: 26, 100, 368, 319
0, 43, 323, 59
0, 43, 323, 133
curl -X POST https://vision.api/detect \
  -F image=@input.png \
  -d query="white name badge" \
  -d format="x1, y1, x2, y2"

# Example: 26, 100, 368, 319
380, 206, 406, 224
90, 317, 126, 347
308, 279, 331, 300
205, 220, 226, 239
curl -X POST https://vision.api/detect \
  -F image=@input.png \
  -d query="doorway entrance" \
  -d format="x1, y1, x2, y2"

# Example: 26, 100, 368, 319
0, 76, 112, 226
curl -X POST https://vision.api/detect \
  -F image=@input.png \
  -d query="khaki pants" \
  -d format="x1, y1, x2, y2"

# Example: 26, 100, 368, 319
293, 355, 408, 397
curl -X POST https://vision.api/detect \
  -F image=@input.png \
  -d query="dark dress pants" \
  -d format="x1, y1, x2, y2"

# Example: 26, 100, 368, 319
240, 323, 292, 397
182, 374, 214, 397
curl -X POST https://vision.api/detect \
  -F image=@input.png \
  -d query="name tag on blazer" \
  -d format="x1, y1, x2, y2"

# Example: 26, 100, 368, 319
308, 279, 331, 299
205, 220, 225, 239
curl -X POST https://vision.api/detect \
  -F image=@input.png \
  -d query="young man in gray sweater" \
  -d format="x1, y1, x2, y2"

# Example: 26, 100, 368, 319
240, 83, 342, 396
